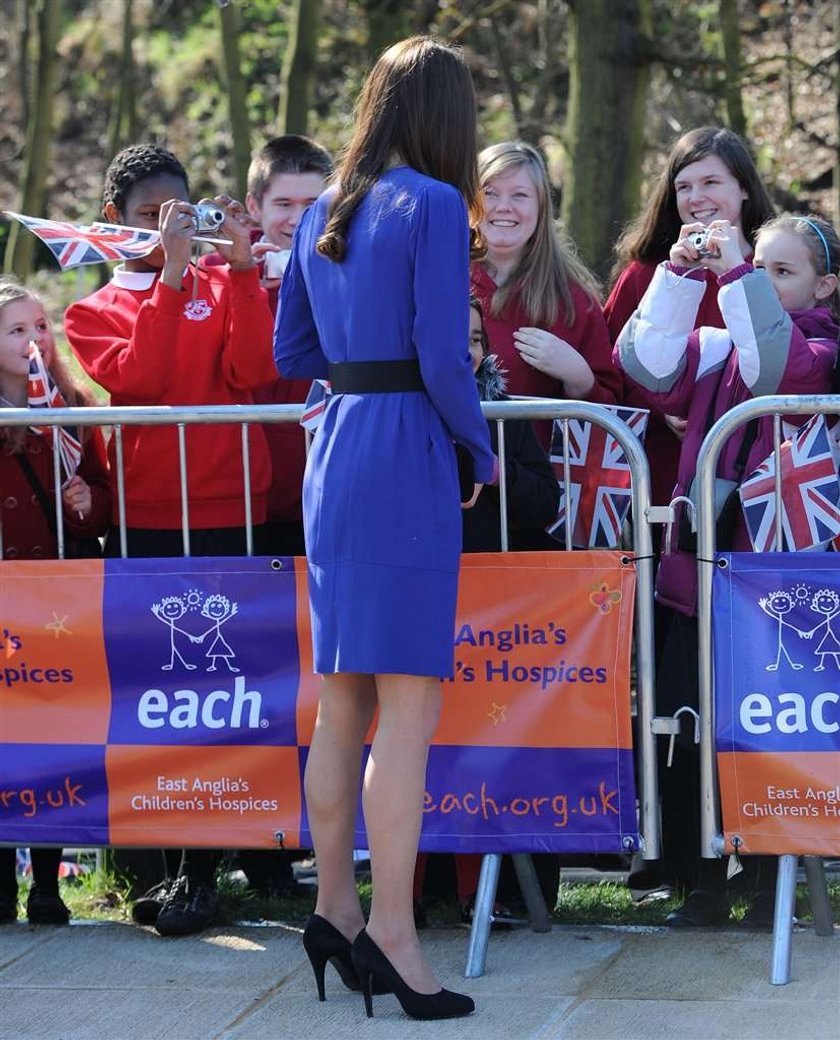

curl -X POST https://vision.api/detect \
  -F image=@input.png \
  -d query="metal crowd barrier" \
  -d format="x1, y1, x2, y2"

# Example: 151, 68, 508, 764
1, 399, 661, 978
695, 394, 839, 985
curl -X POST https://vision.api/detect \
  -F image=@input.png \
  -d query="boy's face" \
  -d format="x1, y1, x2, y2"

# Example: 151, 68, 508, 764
247, 171, 325, 250
105, 172, 190, 270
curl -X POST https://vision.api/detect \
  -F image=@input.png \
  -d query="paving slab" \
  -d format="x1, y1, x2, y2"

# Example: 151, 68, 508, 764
549, 999, 840, 1040
0, 919, 835, 1040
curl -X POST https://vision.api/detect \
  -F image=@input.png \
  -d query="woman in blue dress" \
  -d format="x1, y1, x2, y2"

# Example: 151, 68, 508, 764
274, 36, 495, 1020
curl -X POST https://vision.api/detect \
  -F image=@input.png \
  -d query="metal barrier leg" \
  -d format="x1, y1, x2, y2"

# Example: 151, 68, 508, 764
770, 854, 799, 985
464, 853, 501, 979
803, 856, 834, 937
510, 853, 551, 933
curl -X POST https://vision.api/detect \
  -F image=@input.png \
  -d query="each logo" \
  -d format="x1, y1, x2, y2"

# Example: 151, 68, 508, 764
150, 591, 239, 673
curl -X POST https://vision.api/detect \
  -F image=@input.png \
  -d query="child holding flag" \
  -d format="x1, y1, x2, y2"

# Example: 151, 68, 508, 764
0, 277, 110, 924
64, 143, 278, 938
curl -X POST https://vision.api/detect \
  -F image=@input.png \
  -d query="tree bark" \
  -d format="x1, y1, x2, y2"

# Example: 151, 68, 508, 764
4, 0, 63, 278
361, 0, 410, 64
563, 0, 652, 283
106, 0, 137, 163
719, 0, 746, 138
219, 0, 251, 201
834, 0, 840, 227
278, 0, 322, 136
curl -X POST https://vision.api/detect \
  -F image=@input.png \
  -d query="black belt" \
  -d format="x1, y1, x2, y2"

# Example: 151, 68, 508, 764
328, 359, 425, 394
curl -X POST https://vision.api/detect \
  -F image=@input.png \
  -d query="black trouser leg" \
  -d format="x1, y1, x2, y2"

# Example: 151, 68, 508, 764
30, 848, 63, 892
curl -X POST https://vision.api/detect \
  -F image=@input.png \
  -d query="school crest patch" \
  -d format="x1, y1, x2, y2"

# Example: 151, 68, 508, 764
184, 299, 212, 322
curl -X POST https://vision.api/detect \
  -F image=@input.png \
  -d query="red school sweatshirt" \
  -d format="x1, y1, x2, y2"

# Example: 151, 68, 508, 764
202, 247, 310, 525
65, 264, 277, 530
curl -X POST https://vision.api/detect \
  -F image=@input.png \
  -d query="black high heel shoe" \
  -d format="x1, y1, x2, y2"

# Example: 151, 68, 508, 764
351, 928, 475, 1020
302, 915, 390, 1001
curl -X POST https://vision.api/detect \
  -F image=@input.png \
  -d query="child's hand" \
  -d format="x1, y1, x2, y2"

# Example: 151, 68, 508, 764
159, 199, 196, 286
62, 475, 92, 521
209, 195, 257, 270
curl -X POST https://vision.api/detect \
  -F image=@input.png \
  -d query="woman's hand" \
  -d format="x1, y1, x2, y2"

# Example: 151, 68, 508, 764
461, 483, 484, 509
513, 327, 595, 398
671, 220, 745, 276
696, 219, 746, 277
208, 194, 257, 270
158, 199, 197, 289
62, 475, 92, 521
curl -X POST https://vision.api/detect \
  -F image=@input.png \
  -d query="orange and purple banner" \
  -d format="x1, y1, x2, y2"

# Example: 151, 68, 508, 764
713, 553, 840, 856
0, 552, 638, 853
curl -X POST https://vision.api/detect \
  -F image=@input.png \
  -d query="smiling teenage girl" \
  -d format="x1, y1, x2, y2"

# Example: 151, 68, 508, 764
471, 141, 620, 439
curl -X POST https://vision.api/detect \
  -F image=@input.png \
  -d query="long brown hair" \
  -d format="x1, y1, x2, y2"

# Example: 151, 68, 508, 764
0, 279, 92, 453
317, 36, 483, 262
610, 126, 775, 285
478, 141, 601, 327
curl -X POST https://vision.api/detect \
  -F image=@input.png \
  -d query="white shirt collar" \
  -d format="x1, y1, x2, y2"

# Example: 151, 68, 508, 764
110, 265, 158, 291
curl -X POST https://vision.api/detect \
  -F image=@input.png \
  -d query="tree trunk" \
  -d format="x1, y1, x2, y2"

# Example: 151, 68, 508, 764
834, 0, 840, 228
563, 0, 651, 283
16, 0, 31, 134
4, 0, 63, 278
218, 0, 251, 201
719, 0, 746, 138
277, 0, 322, 136
362, 0, 410, 64
106, 0, 137, 163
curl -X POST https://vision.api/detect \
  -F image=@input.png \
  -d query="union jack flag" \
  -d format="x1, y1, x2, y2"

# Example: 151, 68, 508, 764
739, 413, 840, 552
547, 406, 649, 548
5, 211, 159, 269
27, 341, 82, 483
299, 379, 332, 432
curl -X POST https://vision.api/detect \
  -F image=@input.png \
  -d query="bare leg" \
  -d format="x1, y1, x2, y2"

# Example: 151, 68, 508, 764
305, 673, 377, 941
365, 673, 442, 994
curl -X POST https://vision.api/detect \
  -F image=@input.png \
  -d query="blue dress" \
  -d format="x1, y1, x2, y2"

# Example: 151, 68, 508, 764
274, 168, 495, 677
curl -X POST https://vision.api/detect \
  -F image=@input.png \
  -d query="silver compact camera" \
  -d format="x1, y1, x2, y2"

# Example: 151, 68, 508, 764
687, 227, 718, 257
193, 203, 226, 233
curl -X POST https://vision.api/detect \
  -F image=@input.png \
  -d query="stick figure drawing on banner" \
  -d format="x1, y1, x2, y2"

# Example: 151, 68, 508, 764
807, 588, 840, 671
151, 595, 198, 671
198, 594, 239, 672
758, 590, 805, 671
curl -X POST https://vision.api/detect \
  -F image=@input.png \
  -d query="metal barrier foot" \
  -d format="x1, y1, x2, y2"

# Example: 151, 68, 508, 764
510, 853, 551, 933
464, 853, 501, 979
770, 854, 798, 985
803, 856, 834, 937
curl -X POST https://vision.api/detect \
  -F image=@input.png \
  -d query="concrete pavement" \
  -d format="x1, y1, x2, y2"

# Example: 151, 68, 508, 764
0, 918, 837, 1039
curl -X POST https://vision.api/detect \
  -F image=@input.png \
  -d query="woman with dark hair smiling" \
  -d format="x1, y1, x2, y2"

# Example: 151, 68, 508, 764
274, 36, 494, 1020
604, 126, 775, 509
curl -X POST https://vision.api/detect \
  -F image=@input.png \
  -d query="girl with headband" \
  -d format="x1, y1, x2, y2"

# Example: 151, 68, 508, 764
614, 211, 839, 929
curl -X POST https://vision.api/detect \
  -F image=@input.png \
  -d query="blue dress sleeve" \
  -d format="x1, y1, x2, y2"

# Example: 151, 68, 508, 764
273, 213, 328, 379
412, 183, 495, 483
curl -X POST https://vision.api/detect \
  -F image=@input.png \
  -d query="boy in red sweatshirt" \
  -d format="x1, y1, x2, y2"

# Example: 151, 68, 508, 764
204, 134, 333, 555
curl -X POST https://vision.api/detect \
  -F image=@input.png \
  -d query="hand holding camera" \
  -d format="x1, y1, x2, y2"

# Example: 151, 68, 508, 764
671, 220, 745, 275
159, 199, 198, 287
203, 194, 255, 271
